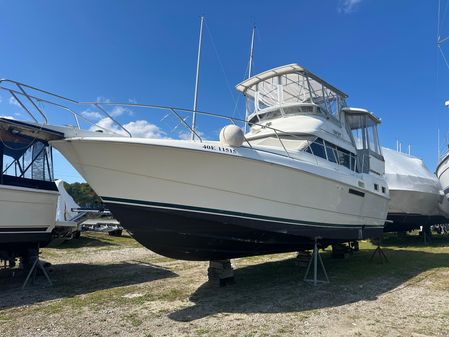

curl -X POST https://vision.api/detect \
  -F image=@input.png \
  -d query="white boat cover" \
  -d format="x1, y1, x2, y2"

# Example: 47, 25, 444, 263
383, 147, 441, 194
383, 147, 449, 218
55, 180, 80, 221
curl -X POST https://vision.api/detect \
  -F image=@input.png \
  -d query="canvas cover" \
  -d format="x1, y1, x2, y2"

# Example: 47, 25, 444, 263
383, 147, 441, 195
55, 179, 79, 221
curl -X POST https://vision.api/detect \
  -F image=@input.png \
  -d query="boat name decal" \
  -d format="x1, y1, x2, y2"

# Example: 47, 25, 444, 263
202, 144, 236, 154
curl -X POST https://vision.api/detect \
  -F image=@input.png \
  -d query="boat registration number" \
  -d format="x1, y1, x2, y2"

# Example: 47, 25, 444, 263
203, 144, 236, 154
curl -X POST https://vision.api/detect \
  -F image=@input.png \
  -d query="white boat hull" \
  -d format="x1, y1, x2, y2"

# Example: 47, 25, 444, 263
437, 153, 449, 198
52, 137, 389, 260
0, 183, 58, 250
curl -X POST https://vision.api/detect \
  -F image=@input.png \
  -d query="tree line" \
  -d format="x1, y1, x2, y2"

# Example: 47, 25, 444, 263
64, 182, 103, 208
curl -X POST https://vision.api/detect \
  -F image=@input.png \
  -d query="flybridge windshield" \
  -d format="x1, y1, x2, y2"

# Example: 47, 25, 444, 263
245, 71, 347, 120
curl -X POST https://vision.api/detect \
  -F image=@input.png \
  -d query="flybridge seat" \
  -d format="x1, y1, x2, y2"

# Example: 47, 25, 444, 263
236, 64, 348, 125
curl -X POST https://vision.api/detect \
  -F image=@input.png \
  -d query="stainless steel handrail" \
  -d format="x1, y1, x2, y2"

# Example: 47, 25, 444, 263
0, 79, 332, 165
0, 79, 130, 137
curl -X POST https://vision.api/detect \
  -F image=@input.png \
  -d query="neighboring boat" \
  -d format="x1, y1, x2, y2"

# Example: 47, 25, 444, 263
384, 147, 449, 232
51, 179, 83, 241
0, 118, 62, 263
0, 66, 390, 261
437, 151, 449, 197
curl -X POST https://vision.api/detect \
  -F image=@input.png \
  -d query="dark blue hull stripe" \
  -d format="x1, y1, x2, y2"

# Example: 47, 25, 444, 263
101, 196, 384, 229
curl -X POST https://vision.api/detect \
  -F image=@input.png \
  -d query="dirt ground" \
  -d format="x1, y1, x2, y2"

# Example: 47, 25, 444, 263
1, 232, 449, 337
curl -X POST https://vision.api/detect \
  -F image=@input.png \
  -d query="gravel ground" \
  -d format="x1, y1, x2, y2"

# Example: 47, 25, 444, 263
1, 232, 449, 337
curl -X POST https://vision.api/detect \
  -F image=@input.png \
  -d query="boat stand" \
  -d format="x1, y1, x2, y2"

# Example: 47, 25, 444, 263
304, 238, 329, 286
369, 244, 388, 264
22, 256, 52, 289
422, 225, 432, 245
208, 260, 235, 287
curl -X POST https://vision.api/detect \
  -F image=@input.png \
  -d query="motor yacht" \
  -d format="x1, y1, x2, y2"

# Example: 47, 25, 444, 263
0, 65, 390, 260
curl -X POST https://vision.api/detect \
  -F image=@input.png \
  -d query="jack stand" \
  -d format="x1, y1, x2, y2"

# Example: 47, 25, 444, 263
369, 244, 388, 264
304, 238, 329, 286
421, 225, 432, 245
22, 256, 52, 289
208, 260, 235, 287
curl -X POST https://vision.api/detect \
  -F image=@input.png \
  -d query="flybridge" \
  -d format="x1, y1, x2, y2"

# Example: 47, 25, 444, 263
236, 64, 348, 124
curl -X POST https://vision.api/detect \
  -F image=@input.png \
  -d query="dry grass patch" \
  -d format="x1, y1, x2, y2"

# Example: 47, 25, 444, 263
1, 231, 449, 336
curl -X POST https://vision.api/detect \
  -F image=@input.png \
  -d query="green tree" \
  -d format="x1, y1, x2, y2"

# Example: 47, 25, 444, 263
64, 182, 103, 208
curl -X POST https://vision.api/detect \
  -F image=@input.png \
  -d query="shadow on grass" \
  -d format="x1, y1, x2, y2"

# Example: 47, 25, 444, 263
0, 261, 177, 310
381, 232, 449, 248
47, 231, 139, 250
169, 247, 449, 322
47, 235, 117, 249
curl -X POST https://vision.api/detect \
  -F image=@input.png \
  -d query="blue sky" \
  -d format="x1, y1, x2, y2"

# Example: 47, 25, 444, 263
0, 0, 448, 182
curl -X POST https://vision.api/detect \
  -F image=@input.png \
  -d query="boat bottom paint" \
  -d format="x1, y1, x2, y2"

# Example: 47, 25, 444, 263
104, 199, 383, 261
384, 213, 448, 232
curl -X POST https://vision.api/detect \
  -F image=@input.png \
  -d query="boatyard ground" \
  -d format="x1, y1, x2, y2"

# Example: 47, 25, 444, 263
1, 233, 449, 337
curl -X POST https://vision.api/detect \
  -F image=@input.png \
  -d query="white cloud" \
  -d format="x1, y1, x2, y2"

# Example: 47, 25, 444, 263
110, 106, 130, 117
338, 0, 363, 14
0, 115, 15, 120
128, 98, 137, 104
81, 110, 103, 121
91, 118, 165, 138
93, 96, 134, 118
124, 120, 165, 138
178, 130, 205, 140
9, 97, 21, 107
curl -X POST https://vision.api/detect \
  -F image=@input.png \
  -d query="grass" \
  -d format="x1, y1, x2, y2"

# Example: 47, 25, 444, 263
125, 313, 143, 327
2, 230, 449, 336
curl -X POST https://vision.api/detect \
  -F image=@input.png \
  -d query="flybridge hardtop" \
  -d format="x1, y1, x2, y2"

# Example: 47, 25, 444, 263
0, 65, 390, 261
236, 63, 380, 129
236, 64, 385, 177
236, 64, 349, 125
236, 64, 347, 97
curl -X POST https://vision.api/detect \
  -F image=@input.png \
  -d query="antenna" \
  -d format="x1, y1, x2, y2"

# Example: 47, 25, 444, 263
191, 16, 204, 141
408, 144, 411, 155
396, 139, 399, 152
244, 25, 256, 133
248, 25, 256, 79
438, 128, 441, 160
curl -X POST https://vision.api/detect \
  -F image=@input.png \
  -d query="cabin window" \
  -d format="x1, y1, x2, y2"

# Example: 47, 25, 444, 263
324, 142, 337, 163
305, 137, 356, 171
382, 186, 386, 193
374, 183, 379, 191
2, 139, 53, 182
350, 115, 382, 156
350, 153, 357, 171
336, 148, 351, 169
310, 139, 326, 159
